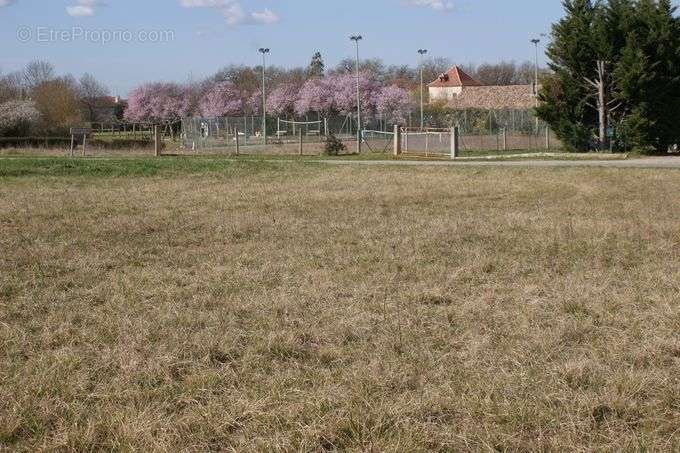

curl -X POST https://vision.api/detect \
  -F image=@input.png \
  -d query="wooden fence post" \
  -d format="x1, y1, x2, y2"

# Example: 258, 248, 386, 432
299, 129, 303, 156
154, 125, 161, 157
393, 125, 401, 157
235, 128, 240, 156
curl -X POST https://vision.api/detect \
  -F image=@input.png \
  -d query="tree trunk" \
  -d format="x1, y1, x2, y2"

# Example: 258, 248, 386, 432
597, 61, 608, 152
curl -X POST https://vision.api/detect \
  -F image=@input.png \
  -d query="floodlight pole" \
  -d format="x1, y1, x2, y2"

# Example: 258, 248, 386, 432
350, 35, 363, 153
418, 49, 428, 130
531, 39, 540, 100
531, 38, 541, 133
259, 47, 270, 146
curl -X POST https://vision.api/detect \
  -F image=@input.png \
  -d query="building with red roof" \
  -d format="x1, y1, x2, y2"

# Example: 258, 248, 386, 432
428, 65, 538, 110
428, 66, 482, 101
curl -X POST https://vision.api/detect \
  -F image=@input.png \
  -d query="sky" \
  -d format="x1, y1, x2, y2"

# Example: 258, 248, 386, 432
1, 1, 576, 95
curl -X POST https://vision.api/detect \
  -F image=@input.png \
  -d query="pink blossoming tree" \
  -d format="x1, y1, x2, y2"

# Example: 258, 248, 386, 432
267, 83, 299, 117
124, 82, 190, 124
375, 85, 412, 125
330, 72, 379, 117
199, 82, 242, 118
294, 78, 334, 116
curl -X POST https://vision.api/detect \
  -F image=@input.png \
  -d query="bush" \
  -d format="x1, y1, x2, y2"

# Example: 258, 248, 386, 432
0, 101, 40, 137
324, 132, 346, 155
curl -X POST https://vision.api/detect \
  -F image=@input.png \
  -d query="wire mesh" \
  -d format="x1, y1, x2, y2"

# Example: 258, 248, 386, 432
362, 130, 395, 154
401, 129, 451, 156
181, 109, 561, 154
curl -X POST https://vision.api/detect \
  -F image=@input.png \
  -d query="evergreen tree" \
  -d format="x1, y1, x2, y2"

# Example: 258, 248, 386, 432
613, 0, 680, 151
536, 0, 603, 151
307, 52, 325, 79
539, 0, 680, 152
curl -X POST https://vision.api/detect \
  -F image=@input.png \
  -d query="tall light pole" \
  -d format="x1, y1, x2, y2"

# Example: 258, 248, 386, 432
531, 38, 540, 132
418, 49, 428, 130
350, 35, 362, 153
258, 47, 270, 145
530, 39, 540, 99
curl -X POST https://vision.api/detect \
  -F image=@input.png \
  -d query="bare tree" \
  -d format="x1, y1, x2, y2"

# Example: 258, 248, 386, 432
23, 60, 55, 90
583, 60, 618, 151
475, 62, 517, 85
0, 70, 24, 103
331, 58, 385, 76
78, 73, 109, 122
515, 61, 538, 85
470, 61, 548, 86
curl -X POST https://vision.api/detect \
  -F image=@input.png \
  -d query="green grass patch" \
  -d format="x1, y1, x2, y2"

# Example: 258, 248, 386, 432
0, 156, 286, 178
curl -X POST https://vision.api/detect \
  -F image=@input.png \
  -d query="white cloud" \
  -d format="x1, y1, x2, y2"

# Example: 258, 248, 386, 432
66, 0, 105, 17
251, 8, 278, 24
403, 0, 455, 11
222, 2, 246, 26
180, 0, 228, 6
0, 0, 16, 6
179, 0, 279, 26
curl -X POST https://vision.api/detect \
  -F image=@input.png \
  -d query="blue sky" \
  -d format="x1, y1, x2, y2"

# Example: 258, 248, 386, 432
1, 1, 584, 95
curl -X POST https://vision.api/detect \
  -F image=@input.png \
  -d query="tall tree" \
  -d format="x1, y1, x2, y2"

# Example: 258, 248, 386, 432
23, 60, 55, 91
613, 0, 680, 151
32, 77, 82, 134
539, 0, 680, 152
199, 81, 242, 118
537, 0, 606, 151
78, 73, 109, 122
0, 71, 24, 103
307, 52, 325, 78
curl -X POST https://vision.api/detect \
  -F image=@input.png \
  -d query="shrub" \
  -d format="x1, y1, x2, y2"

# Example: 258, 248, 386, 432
0, 101, 40, 137
324, 132, 346, 155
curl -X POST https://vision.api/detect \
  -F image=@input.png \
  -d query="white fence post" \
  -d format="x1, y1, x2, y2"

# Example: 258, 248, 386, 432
451, 126, 459, 160
393, 125, 401, 157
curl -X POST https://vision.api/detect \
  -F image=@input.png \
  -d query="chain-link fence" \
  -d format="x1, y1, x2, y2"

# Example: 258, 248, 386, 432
180, 109, 560, 154
360, 125, 561, 158
181, 116, 347, 153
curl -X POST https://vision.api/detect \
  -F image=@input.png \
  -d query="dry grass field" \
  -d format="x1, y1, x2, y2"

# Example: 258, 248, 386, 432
1, 157, 679, 451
